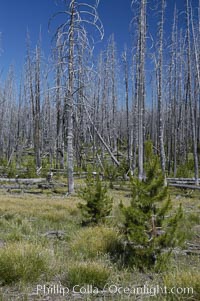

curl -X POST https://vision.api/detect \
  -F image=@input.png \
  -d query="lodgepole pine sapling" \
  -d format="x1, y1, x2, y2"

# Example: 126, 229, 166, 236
120, 141, 183, 271
78, 174, 113, 225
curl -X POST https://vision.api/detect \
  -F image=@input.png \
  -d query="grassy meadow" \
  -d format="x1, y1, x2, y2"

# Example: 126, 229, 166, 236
0, 181, 200, 301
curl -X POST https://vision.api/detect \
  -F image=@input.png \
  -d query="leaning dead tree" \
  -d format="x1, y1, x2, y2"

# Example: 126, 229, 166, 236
50, 0, 104, 194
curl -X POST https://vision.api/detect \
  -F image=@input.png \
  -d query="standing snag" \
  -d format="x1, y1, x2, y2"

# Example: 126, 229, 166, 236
50, 0, 104, 194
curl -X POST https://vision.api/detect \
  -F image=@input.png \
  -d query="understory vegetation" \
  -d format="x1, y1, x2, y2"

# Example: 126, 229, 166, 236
0, 142, 199, 301
0, 171, 199, 301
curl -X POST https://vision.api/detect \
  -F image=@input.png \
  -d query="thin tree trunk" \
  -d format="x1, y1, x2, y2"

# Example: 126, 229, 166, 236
66, 0, 75, 194
186, 0, 199, 185
157, 0, 166, 178
137, 0, 146, 180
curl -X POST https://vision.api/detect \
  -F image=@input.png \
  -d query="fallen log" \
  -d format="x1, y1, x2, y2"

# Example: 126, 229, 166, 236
0, 182, 67, 191
23, 190, 42, 194
0, 178, 45, 184
167, 178, 200, 184
0, 185, 24, 189
185, 249, 200, 255
38, 184, 54, 189
168, 180, 196, 184
167, 178, 200, 181
186, 242, 200, 249
168, 183, 200, 190
42, 230, 65, 239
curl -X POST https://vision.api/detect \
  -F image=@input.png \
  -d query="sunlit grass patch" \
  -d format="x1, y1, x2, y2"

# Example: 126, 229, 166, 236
0, 242, 53, 285
0, 194, 80, 223
63, 260, 111, 289
69, 225, 122, 259
163, 269, 200, 300
0, 214, 35, 242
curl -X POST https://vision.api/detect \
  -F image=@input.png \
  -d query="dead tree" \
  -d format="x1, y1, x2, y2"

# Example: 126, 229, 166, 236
122, 47, 131, 168
157, 0, 166, 177
54, 32, 65, 169
186, 0, 199, 185
26, 36, 42, 171
132, 0, 147, 180
51, 0, 104, 194
34, 45, 41, 170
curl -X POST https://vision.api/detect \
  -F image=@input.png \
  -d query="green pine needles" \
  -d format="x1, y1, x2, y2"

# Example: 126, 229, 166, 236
120, 141, 183, 271
78, 174, 113, 225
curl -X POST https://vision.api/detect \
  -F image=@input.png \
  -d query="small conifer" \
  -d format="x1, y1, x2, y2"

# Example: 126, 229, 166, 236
120, 141, 183, 270
79, 174, 113, 225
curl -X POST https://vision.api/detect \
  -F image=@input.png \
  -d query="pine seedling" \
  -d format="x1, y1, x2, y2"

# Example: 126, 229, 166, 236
78, 174, 113, 225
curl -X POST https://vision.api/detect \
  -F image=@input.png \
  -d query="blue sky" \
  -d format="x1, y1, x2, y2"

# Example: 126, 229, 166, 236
0, 0, 56, 76
0, 0, 132, 76
0, 0, 199, 79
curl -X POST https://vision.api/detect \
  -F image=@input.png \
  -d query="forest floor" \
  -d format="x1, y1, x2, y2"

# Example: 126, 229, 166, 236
0, 180, 200, 301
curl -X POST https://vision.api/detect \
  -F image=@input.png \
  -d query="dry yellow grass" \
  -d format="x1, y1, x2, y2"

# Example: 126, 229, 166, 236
69, 225, 121, 259
0, 193, 79, 217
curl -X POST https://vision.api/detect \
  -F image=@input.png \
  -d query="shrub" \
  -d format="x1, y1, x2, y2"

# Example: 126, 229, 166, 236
23, 157, 37, 178
104, 163, 119, 183
174, 213, 200, 244
117, 158, 130, 177
41, 157, 51, 177
7, 161, 17, 178
176, 157, 194, 178
78, 174, 113, 225
0, 242, 51, 285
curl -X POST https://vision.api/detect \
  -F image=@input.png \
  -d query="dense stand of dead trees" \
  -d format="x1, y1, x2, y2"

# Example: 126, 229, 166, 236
0, 0, 200, 193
